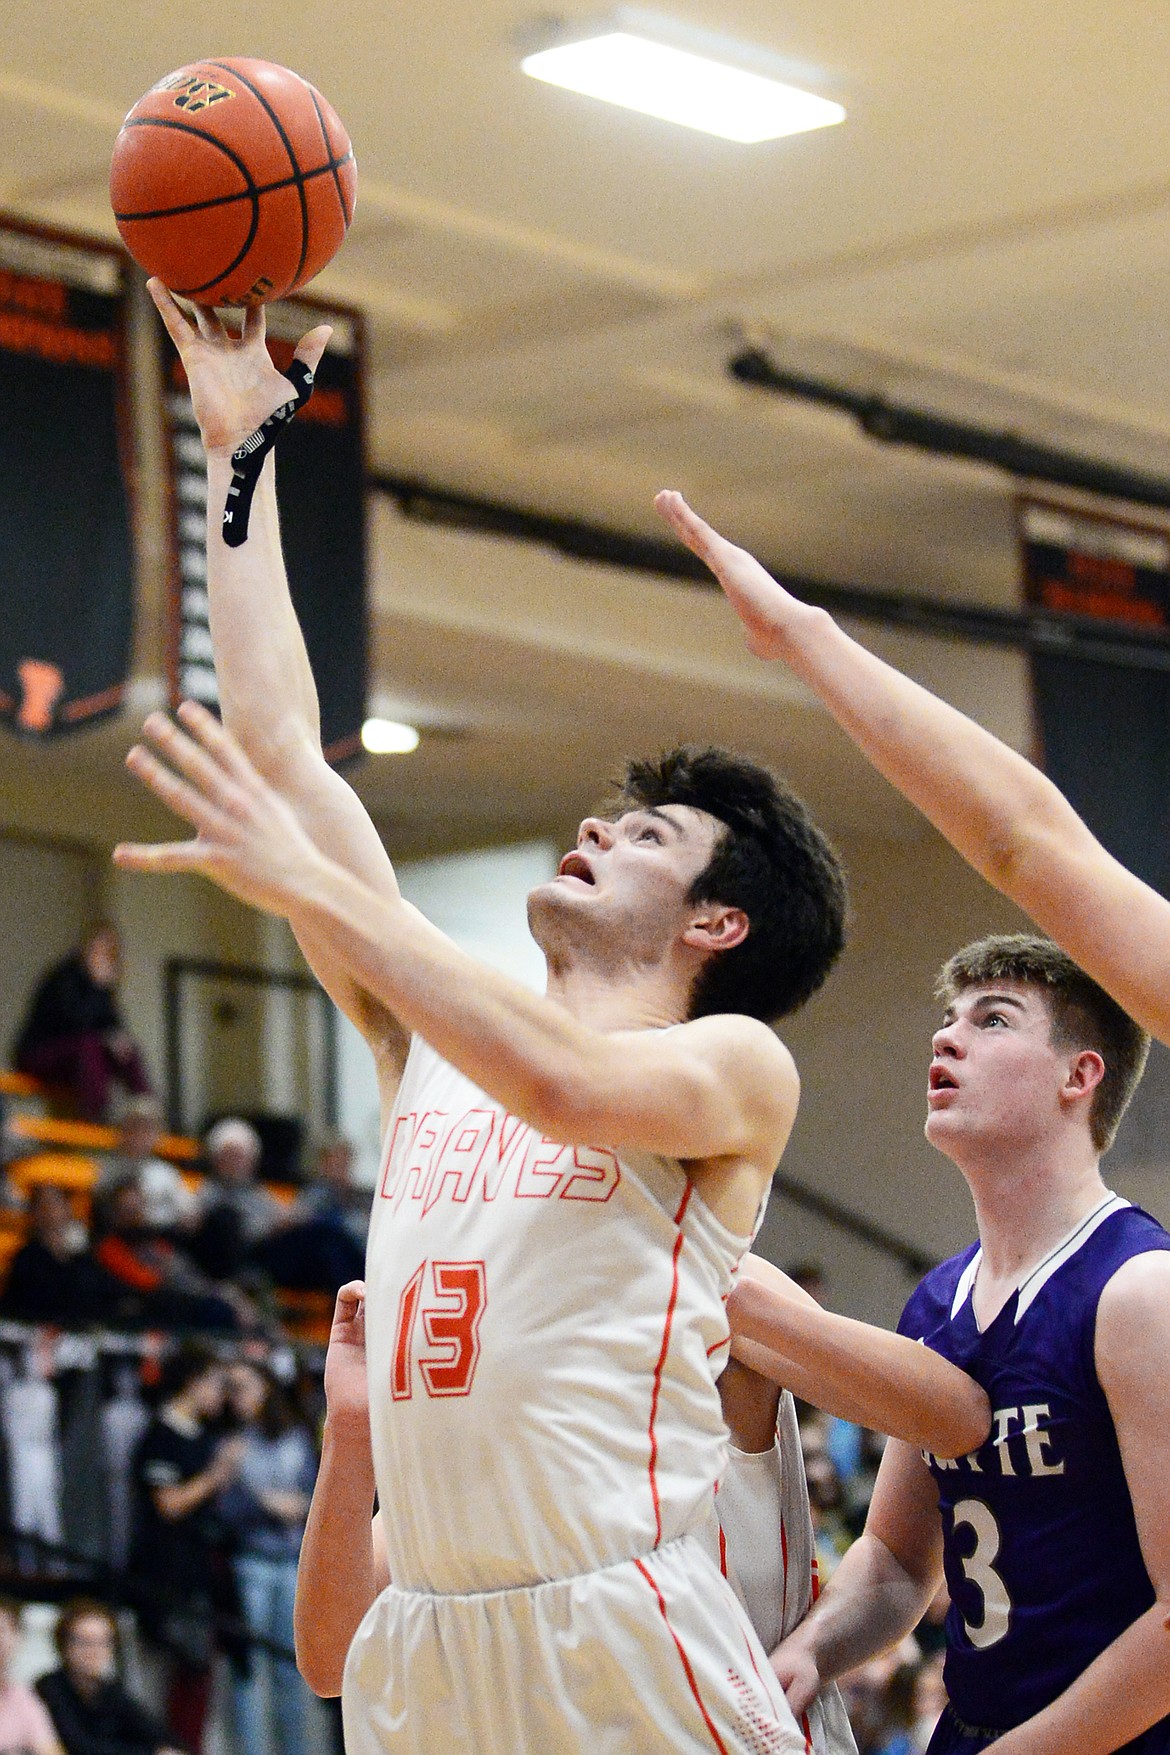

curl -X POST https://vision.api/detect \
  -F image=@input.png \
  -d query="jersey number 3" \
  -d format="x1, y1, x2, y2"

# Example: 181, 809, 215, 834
952, 1498, 1011, 1648
391, 1259, 487, 1400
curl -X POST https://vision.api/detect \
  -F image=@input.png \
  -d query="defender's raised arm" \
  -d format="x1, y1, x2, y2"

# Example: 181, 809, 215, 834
655, 489, 1170, 1046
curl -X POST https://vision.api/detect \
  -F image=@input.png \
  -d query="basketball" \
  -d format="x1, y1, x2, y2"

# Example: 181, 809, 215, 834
109, 57, 356, 306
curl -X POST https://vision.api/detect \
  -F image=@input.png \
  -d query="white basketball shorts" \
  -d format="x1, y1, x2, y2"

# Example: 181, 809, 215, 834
342, 1531, 809, 1754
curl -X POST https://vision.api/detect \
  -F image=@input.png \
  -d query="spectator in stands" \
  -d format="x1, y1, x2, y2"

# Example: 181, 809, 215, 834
219, 1362, 315, 1755
805, 1446, 852, 1583
100, 1099, 196, 1237
0, 1596, 62, 1755
13, 926, 152, 1122
292, 1132, 369, 1254
192, 1120, 363, 1296
89, 1180, 242, 1334
36, 1599, 184, 1755
131, 1345, 244, 1755
188, 1121, 282, 1283
0, 1183, 101, 1327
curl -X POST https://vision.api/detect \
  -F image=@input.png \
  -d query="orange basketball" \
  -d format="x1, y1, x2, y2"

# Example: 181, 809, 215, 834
109, 57, 356, 305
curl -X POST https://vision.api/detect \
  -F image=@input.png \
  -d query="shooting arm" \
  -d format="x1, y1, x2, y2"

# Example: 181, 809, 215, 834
984, 1253, 1170, 1755
657, 491, 1170, 1044
728, 1255, 990, 1457
153, 286, 408, 1060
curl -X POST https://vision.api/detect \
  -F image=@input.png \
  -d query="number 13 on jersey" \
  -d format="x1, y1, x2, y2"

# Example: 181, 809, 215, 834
391, 1259, 487, 1400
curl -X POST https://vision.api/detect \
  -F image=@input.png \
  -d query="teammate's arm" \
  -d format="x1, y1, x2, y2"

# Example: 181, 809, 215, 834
728, 1255, 990, 1457
116, 705, 798, 1179
770, 1438, 944, 1710
151, 282, 412, 1078
981, 1252, 1170, 1755
655, 489, 1170, 1047
294, 1282, 388, 1697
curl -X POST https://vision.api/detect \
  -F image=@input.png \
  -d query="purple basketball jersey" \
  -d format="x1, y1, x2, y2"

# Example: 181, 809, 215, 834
899, 1197, 1170, 1751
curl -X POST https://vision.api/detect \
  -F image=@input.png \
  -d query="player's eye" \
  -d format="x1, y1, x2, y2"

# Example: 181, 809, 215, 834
638, 825, 663, 843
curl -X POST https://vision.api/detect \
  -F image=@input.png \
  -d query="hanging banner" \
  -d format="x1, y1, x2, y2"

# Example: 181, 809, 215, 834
0, 218, 134, 736
161, 295, 367, 764
1020, 497, 1170, 1176
1019, 498, 1170, 629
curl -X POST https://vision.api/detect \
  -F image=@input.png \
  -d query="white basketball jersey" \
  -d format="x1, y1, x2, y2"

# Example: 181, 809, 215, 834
365, 1035, 762, 1596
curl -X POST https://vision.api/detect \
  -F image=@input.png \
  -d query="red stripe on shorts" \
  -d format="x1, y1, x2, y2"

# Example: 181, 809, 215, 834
634, 1557, 731, 1755
647, 1183, 691, 1544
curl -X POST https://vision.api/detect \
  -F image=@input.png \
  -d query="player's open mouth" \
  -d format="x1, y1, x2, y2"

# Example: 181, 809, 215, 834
929, 1065, 958, 1092
557, 853, 596, 885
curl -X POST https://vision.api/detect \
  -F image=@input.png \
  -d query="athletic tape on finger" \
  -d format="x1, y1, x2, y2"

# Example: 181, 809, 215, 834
221, 360, 315, 547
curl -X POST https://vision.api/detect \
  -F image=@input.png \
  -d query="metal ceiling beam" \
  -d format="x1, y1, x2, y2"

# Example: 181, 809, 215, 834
372, 471, 1170, 674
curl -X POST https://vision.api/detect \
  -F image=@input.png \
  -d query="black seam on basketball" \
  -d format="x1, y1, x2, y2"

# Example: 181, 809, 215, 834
206, 61, 310, 288
117, 116, 259, 194
307, 86, 352, 230
113, 156, 353, 223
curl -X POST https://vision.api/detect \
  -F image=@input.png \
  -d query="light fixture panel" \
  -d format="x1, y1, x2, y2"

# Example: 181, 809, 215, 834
521, 28, 844, 143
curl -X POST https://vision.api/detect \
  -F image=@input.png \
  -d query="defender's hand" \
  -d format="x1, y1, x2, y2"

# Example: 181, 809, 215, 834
654, 490, 810, 660
324, 1280, 370, 1429
770, 1632, 822, 1715
149, 278, 331, 459
114, 699, 328, 917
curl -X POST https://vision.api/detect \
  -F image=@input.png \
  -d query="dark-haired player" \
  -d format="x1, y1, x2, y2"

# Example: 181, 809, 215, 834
119, 289, 992, 1755
657, 489, 1170, 1754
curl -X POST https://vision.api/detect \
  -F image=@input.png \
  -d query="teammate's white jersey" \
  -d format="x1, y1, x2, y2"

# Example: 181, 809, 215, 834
710, 1395, 857, 1755
364, 1034, 759, 1594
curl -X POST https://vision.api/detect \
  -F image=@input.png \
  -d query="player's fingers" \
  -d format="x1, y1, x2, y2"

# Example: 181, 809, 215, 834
241, 303, 267, 346
190, 301, 229, 343
654, 489, 718, 556
294, 323, 333, 375
174, 698, 264, 789
333, 1281, 366, 1322
148, 279, 198, 350
125, 740, 232, 838
112, 838, 208, 874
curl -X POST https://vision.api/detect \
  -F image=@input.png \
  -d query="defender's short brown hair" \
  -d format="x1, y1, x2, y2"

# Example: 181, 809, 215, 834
936, 933, 1150, 1153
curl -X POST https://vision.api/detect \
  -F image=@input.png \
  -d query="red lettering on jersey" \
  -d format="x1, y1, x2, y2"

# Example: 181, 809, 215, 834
559, 1144, 621, 1201
379, 1110, 418, 1200
481, 1111, 531, 1200
422, 1110, 496, 1216
394, 1110, 447, 1210
420, 1260, 487, 1396
515, 1134, 565, 1199
391, 1262, 425, 1400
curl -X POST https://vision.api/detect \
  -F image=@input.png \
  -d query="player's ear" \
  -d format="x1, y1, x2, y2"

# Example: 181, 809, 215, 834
682, 904, 749, 955
1063, 1049, 1105, 1103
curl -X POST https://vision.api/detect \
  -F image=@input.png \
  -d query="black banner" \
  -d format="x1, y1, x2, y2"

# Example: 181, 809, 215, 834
0, 218, 134, 736
162, 296, 367, 764
1021, 498, 1170, 1171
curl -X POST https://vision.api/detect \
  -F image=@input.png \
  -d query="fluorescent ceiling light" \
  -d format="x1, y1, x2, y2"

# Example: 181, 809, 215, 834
521, 30, 845, 144
361, 718, 420, 755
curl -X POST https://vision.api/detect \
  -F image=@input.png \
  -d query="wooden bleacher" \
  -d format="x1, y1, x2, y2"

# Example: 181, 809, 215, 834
0, 1071, 333, 1344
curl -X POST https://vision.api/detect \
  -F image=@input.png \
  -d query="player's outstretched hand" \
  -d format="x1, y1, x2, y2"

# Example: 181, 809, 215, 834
324, 1280, 370, 1430
769, 1632, 821, 1716
114, 699, 326, 916
148, 278, 331, 459
654, 490, 811, 660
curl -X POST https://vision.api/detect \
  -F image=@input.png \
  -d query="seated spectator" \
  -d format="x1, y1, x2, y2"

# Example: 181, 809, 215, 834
191, 1121, 362, 1296
219, 1363, 316, 1755
90, 1180, 241, 1334
292, 1132, 369, 1253
0, 1595, 61, 1755
0, 1184, 103, 1327
130, 1347, 244, 1755
13, 926, 152, 1122
99, 1099, 197, 1236
187, 1122, 283, 1284
36, 1599, 183, 1755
